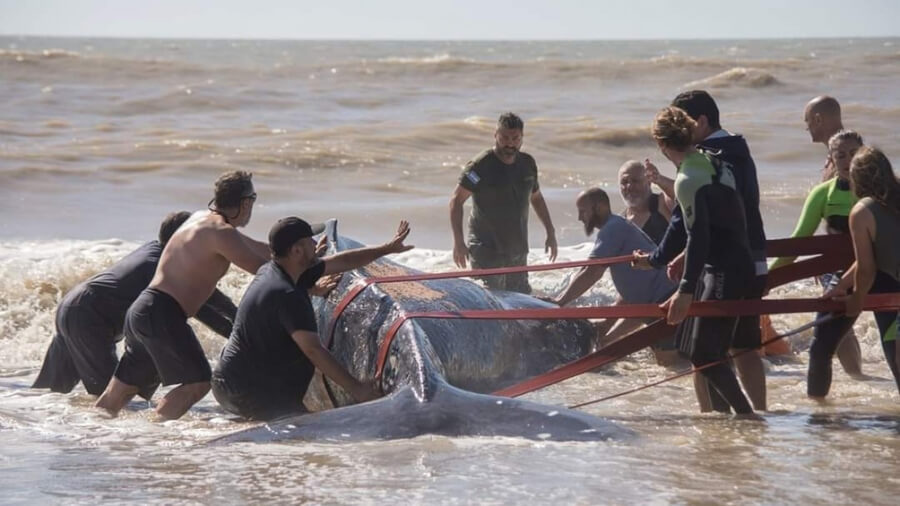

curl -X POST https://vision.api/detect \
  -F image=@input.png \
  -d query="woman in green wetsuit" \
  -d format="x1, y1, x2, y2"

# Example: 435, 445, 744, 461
825, 147, 900, 395
770, 131, 867, 397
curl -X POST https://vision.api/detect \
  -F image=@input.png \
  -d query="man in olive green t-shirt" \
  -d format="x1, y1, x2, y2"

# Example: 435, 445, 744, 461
449, 112, 557, 294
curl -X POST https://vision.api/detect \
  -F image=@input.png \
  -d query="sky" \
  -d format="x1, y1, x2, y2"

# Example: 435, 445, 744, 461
1, 0, 898, 40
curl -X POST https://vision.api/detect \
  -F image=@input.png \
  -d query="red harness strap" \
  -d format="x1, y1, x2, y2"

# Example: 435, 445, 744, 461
325, 254, 633, 348
567, 314, 832, 409
327, 235, 853, 348
373, 293, 900, 387
765, 234, 851, 257
492, 319, 673, 397
322, 234, 868, 396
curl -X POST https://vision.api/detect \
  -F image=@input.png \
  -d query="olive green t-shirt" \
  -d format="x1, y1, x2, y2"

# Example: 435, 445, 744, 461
458, 149, 539, 255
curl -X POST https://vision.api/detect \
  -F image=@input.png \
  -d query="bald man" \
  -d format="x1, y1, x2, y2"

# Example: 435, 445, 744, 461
801, 95, 863, 377
618, 160, 674, 245
804, 95, 845, 180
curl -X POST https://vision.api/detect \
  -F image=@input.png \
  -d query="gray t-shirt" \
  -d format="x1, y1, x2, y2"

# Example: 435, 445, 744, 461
589, 214, 676, 303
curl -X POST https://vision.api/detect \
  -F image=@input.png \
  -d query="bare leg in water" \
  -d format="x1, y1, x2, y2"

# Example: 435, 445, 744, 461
155, 382, 210, 420
733, 350, 767, 411
95, 377, 140, 416
836, 331, 864, 378
694, 352, 766, 412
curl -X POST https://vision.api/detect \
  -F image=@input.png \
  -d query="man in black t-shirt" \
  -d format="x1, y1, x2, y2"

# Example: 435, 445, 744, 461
32, 212, 237, 398
449, 112, 557, 294
212, 218, 413, 421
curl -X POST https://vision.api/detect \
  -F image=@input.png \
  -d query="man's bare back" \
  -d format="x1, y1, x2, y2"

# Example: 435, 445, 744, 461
151, 211, 268, 317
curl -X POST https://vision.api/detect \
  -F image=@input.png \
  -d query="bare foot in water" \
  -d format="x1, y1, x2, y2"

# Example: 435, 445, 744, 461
732, 411, 765, 421
92, 405, 118, 419
808, 395, 829, 405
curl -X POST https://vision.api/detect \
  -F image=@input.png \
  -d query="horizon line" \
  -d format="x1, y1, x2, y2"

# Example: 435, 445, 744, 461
2, 33, 900, 43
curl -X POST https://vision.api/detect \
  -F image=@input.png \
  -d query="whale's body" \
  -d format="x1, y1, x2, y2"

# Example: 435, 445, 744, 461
216, 221, 632, 443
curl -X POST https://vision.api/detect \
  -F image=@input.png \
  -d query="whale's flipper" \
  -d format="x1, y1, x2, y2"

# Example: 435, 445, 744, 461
210, 383, 632, 444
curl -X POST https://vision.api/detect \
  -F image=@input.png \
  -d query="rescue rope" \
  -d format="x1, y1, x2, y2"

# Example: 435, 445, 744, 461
320, 234, 870, 399
567, 314, 833, 409
373, 294, 900, 385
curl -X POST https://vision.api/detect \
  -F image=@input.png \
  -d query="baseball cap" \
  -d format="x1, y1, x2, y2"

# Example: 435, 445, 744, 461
268, 217, 325, 257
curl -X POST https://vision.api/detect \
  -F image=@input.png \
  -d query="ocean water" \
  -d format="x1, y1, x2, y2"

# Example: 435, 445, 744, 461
2, 37, 900, 504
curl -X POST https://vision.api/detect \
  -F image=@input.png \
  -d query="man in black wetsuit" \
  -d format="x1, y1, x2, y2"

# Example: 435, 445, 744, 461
32, 212, 236, 398
212, 218, 413, 420
646, 91, 768, 413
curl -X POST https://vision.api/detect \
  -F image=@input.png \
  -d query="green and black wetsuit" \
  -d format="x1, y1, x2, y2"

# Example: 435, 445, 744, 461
770, 177, 857, 270
769, 178, 897, 397
674, 152, 755, 414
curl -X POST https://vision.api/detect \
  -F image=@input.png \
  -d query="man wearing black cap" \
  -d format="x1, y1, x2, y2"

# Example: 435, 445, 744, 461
212, 218, 413, 421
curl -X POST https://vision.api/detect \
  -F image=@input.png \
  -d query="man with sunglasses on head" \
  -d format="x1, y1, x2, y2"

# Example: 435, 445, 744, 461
96, 171, 271, 420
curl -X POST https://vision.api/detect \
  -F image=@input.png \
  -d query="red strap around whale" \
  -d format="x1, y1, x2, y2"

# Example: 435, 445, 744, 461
324, 254, 633, 348
372, 293, 900, 384
326, 234, 853, 348
321, 234, 872, 396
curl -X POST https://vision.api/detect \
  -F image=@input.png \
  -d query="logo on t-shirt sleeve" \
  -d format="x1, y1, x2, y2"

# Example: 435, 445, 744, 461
465, 171, 481, 185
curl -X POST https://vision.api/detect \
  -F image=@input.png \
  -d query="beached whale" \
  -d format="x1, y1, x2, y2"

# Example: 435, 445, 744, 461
214, 220, 632, 443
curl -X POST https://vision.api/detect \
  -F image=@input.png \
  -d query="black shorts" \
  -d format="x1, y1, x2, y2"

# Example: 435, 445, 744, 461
676, 269, 746, 366
211, 374, 304, 421
114, 288, 211, 393
33, 286, 120, 395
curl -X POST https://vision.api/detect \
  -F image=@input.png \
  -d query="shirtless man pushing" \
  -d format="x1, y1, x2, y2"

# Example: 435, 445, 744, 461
96, 171, 270, 419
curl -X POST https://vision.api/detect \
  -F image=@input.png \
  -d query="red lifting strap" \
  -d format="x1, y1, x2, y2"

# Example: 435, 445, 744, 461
765, 234, 851, 257
325, 254, 633, 348
326, 235, 852, 348
493, 319, 673, 398
566, 314, 832, 409
372, 293, 900, 383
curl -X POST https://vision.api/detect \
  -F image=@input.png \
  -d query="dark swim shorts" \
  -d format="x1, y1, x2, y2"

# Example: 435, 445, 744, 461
114, 288, 211, 393
676, 269, 744, 365
211, 374, 306, 421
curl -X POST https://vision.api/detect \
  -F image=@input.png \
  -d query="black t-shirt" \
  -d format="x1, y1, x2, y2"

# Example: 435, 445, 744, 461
458, 149, 539, 255
85, 241, 162, 331
215, 260, 326, 398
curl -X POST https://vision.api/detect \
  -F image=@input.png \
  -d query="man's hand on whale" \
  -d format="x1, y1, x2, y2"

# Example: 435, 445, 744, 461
294, 330, 385, 404
309, 273, 342, 297
320, 220, 414, 276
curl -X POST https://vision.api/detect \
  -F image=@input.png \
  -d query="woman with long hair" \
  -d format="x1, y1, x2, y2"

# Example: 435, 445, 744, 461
825, 146, 900, 394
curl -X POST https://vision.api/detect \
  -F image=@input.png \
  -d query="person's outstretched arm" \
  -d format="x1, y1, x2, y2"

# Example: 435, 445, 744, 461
770, 183, 827, 270
552, 265, 607, 306
322, 221, 413, 275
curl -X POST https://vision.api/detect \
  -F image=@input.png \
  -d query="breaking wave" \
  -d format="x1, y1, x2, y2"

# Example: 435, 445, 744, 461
683, 67, 782, 89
